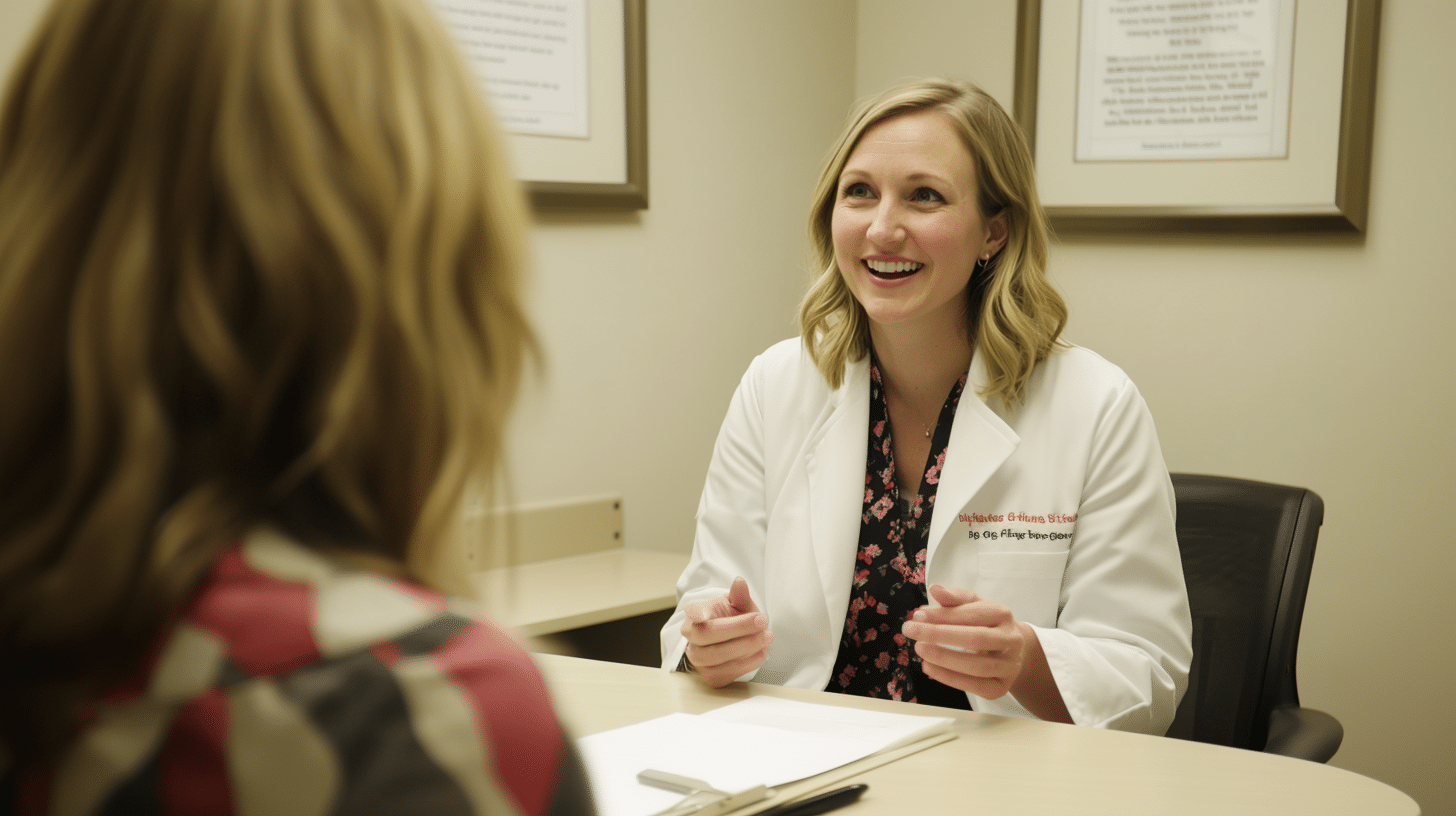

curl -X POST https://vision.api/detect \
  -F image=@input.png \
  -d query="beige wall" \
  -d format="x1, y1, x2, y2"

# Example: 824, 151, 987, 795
3, 0, 1449, 813
855, 2, 1455, 814
503, 0, 856, 557
0, 0, 46, 80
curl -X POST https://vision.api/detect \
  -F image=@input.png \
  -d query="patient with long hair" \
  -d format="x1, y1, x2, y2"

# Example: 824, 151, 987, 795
0, 0, 593, 812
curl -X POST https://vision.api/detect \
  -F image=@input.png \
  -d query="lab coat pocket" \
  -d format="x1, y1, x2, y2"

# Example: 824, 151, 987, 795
975, 551, 1070, 629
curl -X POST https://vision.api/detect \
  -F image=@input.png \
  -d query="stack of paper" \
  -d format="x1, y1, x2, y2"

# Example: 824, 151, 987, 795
577, 697, 955, 816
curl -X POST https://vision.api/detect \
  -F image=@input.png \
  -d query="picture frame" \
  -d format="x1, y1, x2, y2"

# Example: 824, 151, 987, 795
510, 0, 648, 210
1013, 0, 1381, 233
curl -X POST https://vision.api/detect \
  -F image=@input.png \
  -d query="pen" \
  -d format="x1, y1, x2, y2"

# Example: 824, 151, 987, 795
753, 784, 868, 816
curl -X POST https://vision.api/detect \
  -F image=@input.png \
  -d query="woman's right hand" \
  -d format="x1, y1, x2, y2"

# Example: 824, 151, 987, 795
681, 576, 774, 687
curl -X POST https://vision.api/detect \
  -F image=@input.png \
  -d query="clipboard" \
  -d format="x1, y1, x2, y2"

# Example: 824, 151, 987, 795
637, 770, 769, 816
581, 697, 957, 816
726, 732, 955, 816
628, 731, 956, 816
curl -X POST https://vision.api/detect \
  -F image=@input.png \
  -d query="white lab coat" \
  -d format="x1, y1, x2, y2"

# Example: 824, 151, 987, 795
660, 338, 1192, 734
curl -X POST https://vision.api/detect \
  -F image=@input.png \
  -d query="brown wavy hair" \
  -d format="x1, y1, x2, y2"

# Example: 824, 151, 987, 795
799, 78, 1067, 402
0, 0, 533, 759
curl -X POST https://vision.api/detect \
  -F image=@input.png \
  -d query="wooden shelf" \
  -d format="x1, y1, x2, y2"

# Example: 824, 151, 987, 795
471, 548, 688, 637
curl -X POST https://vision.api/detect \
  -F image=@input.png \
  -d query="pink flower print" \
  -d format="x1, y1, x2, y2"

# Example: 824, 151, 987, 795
897, 651, 910, 666
908, 566, 926, 585
863, 544, 881, 559
864, 488, 873, 504
837, 665, 857, 688
889, 553, 908, 574
915, 547, 927, 563
849, 597, 866, 614
893, 633, 908, 646
925, 451, 947, 485
855, 568, 870, 585
869, 495, 893, 520
877, 603, 889, 615
875, 652, 891, 670
873, 419, 886, 436
864, 628, 878, 643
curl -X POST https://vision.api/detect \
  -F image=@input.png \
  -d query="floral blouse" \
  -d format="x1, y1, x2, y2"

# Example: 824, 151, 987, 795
826, 352, 972, 709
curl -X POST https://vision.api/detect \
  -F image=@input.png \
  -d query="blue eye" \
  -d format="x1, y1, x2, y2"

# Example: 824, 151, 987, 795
911, 187, 945, 203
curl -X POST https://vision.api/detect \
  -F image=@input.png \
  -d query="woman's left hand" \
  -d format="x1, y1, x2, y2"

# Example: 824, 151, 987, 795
902, 583, 1072, 723
900, 584, 1027, 700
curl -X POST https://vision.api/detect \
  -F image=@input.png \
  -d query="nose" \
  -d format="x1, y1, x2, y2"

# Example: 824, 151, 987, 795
866, 200, 904, 246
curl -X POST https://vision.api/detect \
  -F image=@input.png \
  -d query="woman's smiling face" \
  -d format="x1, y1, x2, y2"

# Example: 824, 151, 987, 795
831, 108, 1007, 339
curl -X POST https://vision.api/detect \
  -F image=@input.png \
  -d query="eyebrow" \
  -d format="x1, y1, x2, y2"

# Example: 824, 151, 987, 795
838, 169, 955, 187
903, 172, 952, 185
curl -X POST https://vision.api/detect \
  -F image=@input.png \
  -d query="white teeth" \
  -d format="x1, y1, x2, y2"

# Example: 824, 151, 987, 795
866, 259, 923, 274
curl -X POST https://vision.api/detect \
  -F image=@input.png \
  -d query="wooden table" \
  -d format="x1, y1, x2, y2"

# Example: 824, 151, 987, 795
536, 654, 1421, 816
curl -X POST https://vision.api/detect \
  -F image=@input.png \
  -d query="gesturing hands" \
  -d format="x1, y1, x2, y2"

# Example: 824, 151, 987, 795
900, 584, 1071, 723
900, 584, 1027, 699
680, 577, 773, 688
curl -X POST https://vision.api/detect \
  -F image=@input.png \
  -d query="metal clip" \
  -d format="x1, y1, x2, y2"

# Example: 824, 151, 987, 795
638, 769, 769, 816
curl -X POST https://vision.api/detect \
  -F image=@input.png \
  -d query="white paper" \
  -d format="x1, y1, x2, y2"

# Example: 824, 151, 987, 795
1075, 0, 1297, 161
698, 696, 953, 754
431, 0, 590, 138
577, 699, 954, 816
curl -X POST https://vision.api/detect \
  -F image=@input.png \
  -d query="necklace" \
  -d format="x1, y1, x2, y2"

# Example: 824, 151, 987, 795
883, 373, 938, 440
888, 395, 937, 439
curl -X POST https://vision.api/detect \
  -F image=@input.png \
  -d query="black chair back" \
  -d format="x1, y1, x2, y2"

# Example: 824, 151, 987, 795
1165, 473, 1324, 751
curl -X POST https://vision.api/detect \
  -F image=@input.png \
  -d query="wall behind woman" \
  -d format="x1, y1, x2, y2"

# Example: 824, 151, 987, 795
503, 0, 856, 553
0, 0, 46, 78
857, 2, 1455, 814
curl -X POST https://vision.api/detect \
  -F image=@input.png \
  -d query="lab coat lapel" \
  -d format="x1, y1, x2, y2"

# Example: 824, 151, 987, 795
804, 354, 871, 636
926, 352, 1019, 563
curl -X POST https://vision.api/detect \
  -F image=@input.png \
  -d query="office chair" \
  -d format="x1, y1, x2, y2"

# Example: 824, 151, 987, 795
1164, 473, 1343, 762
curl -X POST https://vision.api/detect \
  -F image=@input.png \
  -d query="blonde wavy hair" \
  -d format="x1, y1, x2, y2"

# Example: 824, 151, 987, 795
799, 78, 1067, 403
0, 0, 532, 758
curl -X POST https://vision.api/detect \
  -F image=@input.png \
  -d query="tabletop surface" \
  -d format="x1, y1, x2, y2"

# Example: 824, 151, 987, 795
535, 653, 1421, 816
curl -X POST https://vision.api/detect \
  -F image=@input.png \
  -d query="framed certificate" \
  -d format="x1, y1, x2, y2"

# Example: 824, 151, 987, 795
436, 0, 648, 209
1013, 0, 1380, 232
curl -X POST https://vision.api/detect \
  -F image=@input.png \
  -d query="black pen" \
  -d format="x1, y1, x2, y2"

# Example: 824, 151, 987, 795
753, 784, 868, 816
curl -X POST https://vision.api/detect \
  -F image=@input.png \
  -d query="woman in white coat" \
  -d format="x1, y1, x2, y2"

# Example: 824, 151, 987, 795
660, 79, 1193, 734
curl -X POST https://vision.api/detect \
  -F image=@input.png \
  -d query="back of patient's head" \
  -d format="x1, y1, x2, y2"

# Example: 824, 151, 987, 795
0, 0, 532, 759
